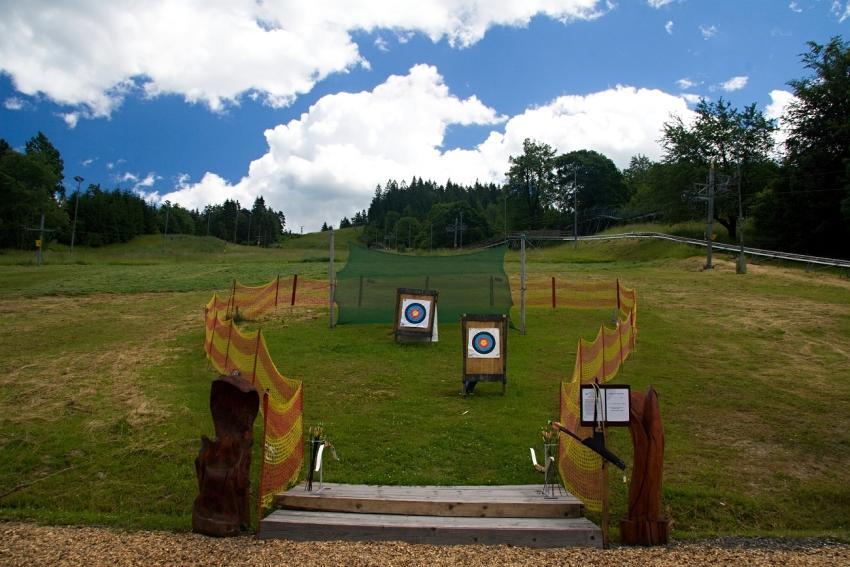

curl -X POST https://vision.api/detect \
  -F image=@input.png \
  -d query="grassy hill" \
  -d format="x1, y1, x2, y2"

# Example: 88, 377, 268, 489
0, 228, 848, 539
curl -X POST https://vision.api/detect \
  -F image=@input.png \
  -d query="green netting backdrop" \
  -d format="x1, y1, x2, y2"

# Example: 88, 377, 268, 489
335, 245, 513, 324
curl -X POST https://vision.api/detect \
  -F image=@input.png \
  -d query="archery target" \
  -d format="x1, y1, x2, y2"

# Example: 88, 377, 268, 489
399, 298, 432, 328
467, 327, 500, 358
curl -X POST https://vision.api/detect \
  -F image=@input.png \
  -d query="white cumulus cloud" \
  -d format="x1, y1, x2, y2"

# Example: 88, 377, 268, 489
665, 20, 674, 34
832, 1, 850, 22
699, 24, 718, 39
158, 65, 694, 231
0, 0, 608, 121
719, 75, 748, 92
765, 89, 798, 156
676, 77, 697, 89
4, 97, 26, 111
647, 0, 675, 7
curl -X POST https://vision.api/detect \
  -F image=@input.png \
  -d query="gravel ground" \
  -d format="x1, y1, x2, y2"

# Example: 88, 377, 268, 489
2, 523, 849, 566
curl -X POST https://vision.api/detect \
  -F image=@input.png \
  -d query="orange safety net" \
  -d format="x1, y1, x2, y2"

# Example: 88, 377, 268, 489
293, 278, 329, 307
513, 276, 637, 312
203, 294, 304, 511
218, 276, 330, 321
557, 304, 637, 512
231, 277, 281, 320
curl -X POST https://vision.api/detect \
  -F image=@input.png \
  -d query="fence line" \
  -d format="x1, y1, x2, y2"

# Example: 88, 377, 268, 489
203, 295, 304, 512
556, 283, 638, 513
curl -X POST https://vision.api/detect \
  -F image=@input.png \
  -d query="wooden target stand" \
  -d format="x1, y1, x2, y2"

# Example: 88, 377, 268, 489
461, 314, 508, 395
394, 288, 438, 343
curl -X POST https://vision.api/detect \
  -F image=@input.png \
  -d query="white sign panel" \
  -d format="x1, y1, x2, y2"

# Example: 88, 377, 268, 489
467, 327, 501, 358
580, 385, 631, 426
399, 298, 431, 329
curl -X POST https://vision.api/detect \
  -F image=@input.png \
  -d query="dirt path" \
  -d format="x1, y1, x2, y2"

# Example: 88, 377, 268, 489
1, 522, 848, 566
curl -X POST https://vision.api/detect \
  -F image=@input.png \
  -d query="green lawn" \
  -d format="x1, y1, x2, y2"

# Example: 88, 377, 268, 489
0, 228, 848, 539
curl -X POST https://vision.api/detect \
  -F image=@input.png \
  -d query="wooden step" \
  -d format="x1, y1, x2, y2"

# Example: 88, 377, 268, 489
274, 483, 583, 518
259, 509, 602, 548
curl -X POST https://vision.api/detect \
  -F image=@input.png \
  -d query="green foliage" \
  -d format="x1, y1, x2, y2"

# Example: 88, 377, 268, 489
506, 139, 557, 229
754, 36, 850, 258
0, 135, 69, 248
660, 98, 778, 239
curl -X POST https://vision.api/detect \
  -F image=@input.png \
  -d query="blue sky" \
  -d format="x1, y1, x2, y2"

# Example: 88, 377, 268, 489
1, 1, 847, 230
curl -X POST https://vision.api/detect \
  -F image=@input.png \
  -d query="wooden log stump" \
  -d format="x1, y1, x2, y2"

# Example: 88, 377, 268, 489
192, 374, 259, 537
620, 386, 669, 545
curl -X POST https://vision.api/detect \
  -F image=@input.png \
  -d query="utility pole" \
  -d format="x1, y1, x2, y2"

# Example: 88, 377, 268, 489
704, 162, 715, 270
453, 216, 458, 248
70, 175, 83, 254
206, 208, 211, 236
573, 168, 578, 249
736, 162, 746, 274
459, 211, 464, 248
247, 211, 253, 245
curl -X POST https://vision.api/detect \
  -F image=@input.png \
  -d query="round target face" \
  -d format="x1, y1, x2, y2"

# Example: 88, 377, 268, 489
404, 302, 427, 324
471, 331, 496, 355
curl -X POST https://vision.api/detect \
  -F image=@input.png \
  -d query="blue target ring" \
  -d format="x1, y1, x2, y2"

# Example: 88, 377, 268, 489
471, 331, 496, 355
404, 302, 427, 324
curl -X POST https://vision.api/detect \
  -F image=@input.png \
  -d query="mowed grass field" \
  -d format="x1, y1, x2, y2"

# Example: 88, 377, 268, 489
0, 227, 848, 540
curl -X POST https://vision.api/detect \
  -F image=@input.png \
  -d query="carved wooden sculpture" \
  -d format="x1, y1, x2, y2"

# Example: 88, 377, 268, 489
192, 374, 259, 537
620, 386, 669, 545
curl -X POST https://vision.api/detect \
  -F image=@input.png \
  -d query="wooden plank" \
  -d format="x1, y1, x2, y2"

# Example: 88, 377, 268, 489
260, 510, 602, 548
274, 484, 583, 518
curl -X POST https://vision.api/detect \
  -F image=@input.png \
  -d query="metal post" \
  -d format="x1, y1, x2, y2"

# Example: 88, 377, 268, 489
453, 216, 458, 248
36, 213, 45, 266
736, 162, 747, 274
520, 233, 526, 335
71, 175, 83, 254
704, 162, 715, 270
329, 228, 335, 328
504, 190, 508, 242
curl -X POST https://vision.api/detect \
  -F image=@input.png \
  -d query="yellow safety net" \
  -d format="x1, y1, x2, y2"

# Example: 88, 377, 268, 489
557, 281, 638, 512
203, 294, 304, 511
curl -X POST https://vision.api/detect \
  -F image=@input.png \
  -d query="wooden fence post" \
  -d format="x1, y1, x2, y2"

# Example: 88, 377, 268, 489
224, 320, 234, 370
290, 274, 298, 306
251, 330, 262, 387
551, 276, 556, 309
274, 275, 280, 307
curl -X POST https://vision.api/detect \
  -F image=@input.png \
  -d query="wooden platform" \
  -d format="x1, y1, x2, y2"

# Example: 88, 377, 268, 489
260, 484, 601, 548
